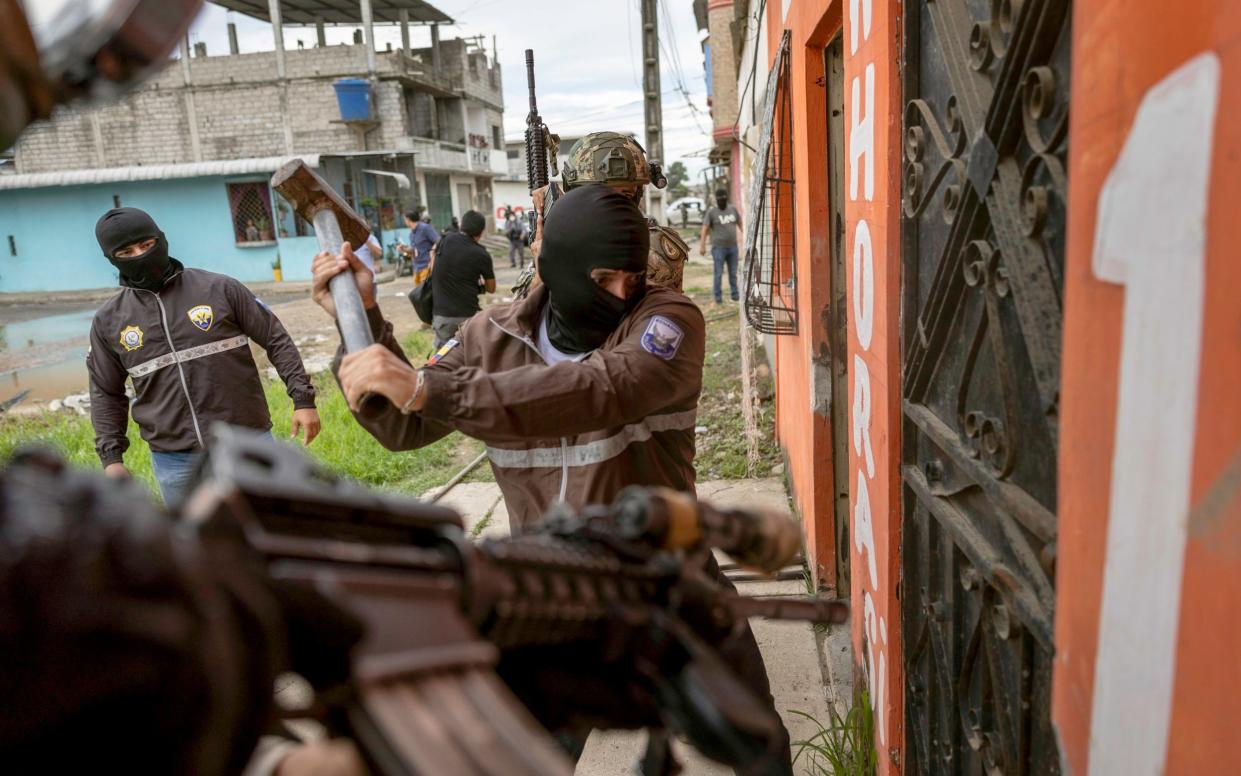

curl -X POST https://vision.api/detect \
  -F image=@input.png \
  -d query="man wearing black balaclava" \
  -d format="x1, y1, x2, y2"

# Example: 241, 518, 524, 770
699, 187, 744, 304
87, 207, 321, 506
312, 185, 793, 773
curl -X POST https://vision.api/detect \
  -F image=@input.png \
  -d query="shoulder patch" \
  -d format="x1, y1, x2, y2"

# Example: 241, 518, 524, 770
427, 338, 459, 365
640, 316, 685, 361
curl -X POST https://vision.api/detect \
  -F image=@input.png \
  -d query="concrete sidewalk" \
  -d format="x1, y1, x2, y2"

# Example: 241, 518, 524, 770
432, 478, 853, 775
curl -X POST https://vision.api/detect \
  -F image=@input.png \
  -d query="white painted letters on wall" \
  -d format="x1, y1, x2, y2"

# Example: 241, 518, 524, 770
846, 0, 887, 756
852, 219, 874, 349
849, 0, 873, 55
863, 592, 888, 745
852, 354, 875, 479
849, 63, 875, 202
1088, 52, 1219, 776
855, 470, 879, 591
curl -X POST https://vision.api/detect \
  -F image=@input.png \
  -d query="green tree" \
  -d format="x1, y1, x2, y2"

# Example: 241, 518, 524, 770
666, 160, 690, 199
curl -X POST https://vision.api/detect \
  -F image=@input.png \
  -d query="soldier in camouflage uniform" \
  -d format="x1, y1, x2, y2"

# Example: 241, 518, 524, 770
517, 132, 689, 297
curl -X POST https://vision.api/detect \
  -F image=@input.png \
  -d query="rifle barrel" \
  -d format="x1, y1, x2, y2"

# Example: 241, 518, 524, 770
525, 49, 538, 114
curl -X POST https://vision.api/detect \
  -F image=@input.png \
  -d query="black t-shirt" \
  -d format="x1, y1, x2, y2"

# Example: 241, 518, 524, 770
431, 232, 495, 318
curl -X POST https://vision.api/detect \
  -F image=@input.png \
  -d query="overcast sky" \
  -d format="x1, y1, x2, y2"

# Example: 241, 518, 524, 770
185, 1, 713, 177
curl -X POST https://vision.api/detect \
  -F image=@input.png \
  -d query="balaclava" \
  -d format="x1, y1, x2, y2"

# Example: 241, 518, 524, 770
715, 188, 729, 209
539, 185, 650, 354
95, 208, 176, 292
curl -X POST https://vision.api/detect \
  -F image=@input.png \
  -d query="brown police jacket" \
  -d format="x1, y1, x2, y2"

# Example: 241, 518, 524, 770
87, 264, 316, 465
338, 284, 706, 530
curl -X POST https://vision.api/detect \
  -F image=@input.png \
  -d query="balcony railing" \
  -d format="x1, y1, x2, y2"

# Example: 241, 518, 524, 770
405, 137, 469, 171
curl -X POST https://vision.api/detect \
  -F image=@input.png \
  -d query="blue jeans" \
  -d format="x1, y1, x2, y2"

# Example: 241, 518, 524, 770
151, 430, 272, 506
711, 245, 740, 302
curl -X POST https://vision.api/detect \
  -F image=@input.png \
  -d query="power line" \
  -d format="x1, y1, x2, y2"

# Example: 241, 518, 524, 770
535, 88, 682, 127
732, 0, 769, 141
552, 103, 700, 132
626, 0, 641, 88
656, 0, 708, 136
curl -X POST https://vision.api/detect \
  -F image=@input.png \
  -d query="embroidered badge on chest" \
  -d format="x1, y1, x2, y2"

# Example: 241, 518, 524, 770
187, 305, 214, 332
640, 316, 684, 361
119, 325, 144, 352
427, 338, 459, 365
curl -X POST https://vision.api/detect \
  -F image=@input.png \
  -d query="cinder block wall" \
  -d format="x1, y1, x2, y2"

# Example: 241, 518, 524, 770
12, 44, 499, 173
708, 0, 740, 134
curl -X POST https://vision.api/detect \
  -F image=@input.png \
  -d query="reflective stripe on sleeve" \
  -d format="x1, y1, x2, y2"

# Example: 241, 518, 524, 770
126, 334, 250, 379
486, 409, 697, 469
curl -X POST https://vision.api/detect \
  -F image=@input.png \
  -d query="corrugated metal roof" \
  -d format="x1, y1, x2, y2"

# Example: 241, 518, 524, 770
0, 155, 321, 191
362, 169, 411, 188
213, 0, 453, 25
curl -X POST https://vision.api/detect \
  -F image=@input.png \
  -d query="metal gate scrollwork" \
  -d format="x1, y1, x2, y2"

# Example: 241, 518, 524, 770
900, 0, 1070, 772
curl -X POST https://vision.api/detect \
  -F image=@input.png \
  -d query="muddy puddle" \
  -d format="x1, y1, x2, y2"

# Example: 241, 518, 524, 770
0, 309, 95, 403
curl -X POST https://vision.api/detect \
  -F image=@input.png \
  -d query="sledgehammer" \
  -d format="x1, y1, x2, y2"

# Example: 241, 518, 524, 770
271, 159, 386, 416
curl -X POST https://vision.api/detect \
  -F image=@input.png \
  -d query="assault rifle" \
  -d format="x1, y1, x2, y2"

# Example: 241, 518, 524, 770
511, 49, 559, 299
524, 49, 561, 234
195, 427, 846, 775
0, 428, 848, 775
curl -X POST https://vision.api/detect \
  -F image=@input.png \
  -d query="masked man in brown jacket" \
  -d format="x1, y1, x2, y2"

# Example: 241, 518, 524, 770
87, 207, 320, 506
314, 186, 792, 772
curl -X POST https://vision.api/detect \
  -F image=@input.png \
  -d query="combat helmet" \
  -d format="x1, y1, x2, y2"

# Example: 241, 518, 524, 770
561, 131, 668, 190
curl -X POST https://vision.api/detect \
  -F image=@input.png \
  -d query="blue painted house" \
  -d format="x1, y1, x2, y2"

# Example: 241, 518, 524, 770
0, 154, 420, 291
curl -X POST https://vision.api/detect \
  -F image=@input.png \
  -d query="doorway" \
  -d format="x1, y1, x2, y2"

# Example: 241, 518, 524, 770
824, 34, 850, 596
424, 173, 453, 230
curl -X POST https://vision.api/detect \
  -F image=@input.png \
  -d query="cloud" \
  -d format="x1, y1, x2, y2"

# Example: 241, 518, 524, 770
188, 0, 713, 175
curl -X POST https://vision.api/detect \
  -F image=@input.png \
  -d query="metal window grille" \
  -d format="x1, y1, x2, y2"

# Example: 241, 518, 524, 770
227, 181, 276, 244
742, 30, 797, 336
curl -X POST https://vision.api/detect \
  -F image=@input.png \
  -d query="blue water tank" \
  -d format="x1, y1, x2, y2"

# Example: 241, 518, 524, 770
333, 79, 372, 121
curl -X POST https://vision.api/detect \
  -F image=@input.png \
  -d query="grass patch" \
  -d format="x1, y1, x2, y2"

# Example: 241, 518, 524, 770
0, 411, 157, 492
689, 293, 781, 480
264, 373, 476, 495
400, 327, 437, 363
792, 692, 878, 776
0, 370, 487, 500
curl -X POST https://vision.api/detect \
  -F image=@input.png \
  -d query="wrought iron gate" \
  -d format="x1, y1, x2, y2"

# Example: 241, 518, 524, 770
900, 0, 1070, 772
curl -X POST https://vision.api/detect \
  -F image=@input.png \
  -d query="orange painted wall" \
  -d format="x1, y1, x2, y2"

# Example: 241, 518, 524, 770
770, 0, 905, 770
768, 0, 839, 591
1054, 1, 1241, 772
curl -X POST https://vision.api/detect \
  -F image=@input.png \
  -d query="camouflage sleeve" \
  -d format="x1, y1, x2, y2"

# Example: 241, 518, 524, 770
646, 224, 688, 292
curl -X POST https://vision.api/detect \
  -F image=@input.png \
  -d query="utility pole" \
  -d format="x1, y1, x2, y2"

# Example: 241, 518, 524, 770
640, 0, 665, 224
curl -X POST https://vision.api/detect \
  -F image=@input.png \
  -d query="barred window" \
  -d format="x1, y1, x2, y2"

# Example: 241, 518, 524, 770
227, 182, 276, 245
742, 31, 797, 336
